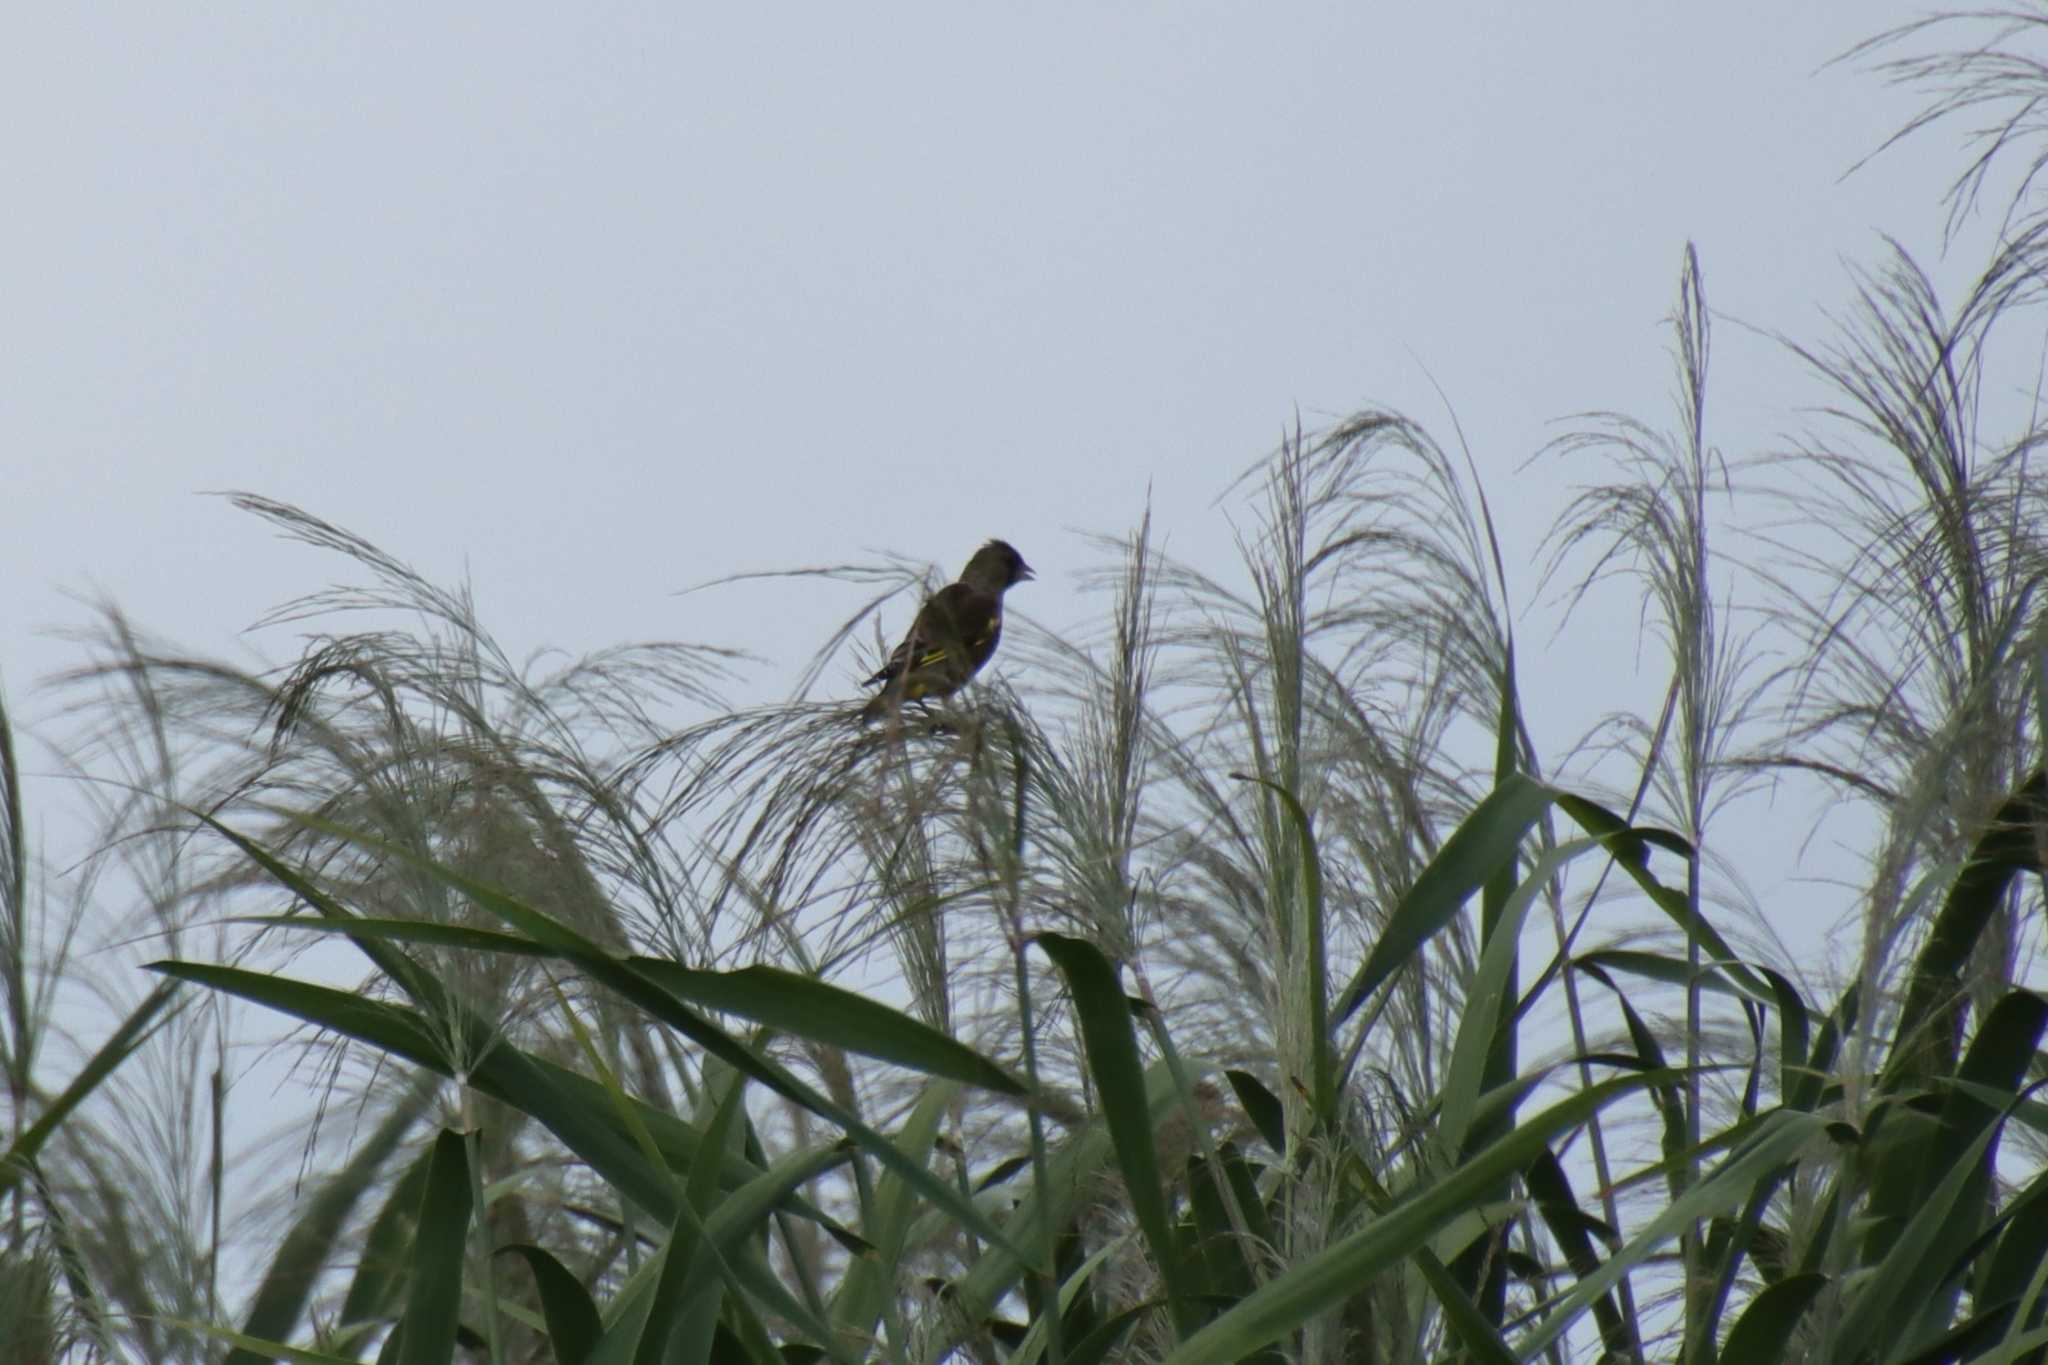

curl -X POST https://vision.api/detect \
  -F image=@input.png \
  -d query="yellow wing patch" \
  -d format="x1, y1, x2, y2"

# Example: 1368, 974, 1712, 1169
910, 610, 1000, 670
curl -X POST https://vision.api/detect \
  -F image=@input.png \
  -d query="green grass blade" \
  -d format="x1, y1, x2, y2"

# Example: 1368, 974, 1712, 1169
934, 1063, 1186, 1362
396, 1129, 473, 1365
1886, 772, 2048, 1088
0, 980, 180, 1204
1525, 1145, 1630, 1358
241, 911, 1025, 1095
1515, 1107, 1829, 1359
686, 1145, 862, 1365
162, 1320, 365, 1364
1439, 837, 1597, 1161
151, 960, 859, 1254
828, 1080, 956, 1343
1228, 774, 1332, 1130
1719, 1273, 1828, 1364
151, 960, 450, 1067
1223, 1070, 1285, 1156
232, 915, 553, 957
628, 958, 1024, 1095
1035, 932, 1204, 1338
1411, 1246, 1518, 1365
1555, 793, 1773, 1000
194, 814, 448, 1017
345, 828, 1028, 1264
1331, 773, 1554, 1029
658, 1072, 751, 1365
226, 1069, 436, 1365
494, 1245, 600, 1365
1982, 1164, 2048, 1324
1157, 1069, 1679, 1365
341, 1143, 434, 1329
1828, 1100, 2015, 1365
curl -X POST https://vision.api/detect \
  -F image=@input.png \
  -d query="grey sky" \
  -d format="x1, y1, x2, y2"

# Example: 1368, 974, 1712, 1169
1, 6, 1977, 928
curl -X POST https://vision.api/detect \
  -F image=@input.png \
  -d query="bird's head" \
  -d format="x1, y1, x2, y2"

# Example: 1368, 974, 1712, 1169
964, 539, 1034, 592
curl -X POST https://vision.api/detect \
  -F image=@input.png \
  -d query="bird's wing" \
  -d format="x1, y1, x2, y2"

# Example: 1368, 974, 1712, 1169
864, 584, 999, 688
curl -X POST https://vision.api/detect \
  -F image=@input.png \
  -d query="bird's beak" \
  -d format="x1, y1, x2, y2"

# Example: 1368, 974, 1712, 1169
1018, 561, 1036, 582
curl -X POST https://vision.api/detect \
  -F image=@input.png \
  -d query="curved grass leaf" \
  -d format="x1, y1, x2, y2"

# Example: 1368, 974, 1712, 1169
1577, 959, 1687, 1174
1826, 1092, 2020, 1365
0, 979, 180, 1204
1008, 1235, 1149, 1365
1886, 771, 2047, 1089
1555, 793, 1773, 1002
396, 1129, 472, 1365
1454, 633, 1527, 1330
1332, 772, 1553, 1029
1440, 836, 1597, 1161
146, 961, 857, 1253
1867, 991, 2048, 1275
194, 815, 449, 1023
933, 1063, 1186, 1362
1794, 983, 1859, 1115
1756, 965, 1812, 1112
232, 915, 552, 957
1411, 1246, 1517, 1365
516, 1053, 858, 1248
341, 1142, 435, 1330
1570, 949, 1764, 1004
150, 960, 450, 1068
1228, 774, 1331, 1128
615, 1206, 701, 1365
226, 1069, 437, 1365
589, 1141, 859, 1365
828, 1081, 957, 1346
1525, 1145, 1629, 1359
659, 1071, 751, 1364
1982, 1163, 2048, 1328
1515, 1108, 1828, 1358
627, 958, 1024, 1095
679, 1146, 864, 1365
1719, 1272, 1827, 1364
200, 813, 1022, 1267
494, 1245, 600, 1365
1063, 1302, 1153, 1365
1158, 1068, 1680, 1365
350, 827, 1029, 1265
242, 911, 1025, 1095
1224, 1069, 1285, 1156
1694, 1172, 1800, 1362
1035, 932, 1203, 1338
164, 1321, 364, 1364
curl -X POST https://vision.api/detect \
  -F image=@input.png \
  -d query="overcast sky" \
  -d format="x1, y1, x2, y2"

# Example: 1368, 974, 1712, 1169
0, 6, 1999, 959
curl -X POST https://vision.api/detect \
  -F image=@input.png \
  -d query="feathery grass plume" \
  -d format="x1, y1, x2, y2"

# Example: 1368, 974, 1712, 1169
1098, 414, 1533, 1356
1753, 241, 2048, 1097
3, 641, 241, 1363
48, 498, 755, 1358
1, 686, 90, 1365
655, 422, 1543, 1357
1542, 244, 1774, 1354
1847, 5, 2048, 250
1147, 414, 1519, 1099
1008, 507, 1161, 965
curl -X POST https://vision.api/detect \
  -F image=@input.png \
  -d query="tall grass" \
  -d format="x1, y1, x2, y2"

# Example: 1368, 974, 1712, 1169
5, 8, 2048, 1363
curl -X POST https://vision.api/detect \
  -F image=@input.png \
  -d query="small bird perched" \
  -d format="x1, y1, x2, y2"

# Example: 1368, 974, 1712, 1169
860, 539, 1034, 722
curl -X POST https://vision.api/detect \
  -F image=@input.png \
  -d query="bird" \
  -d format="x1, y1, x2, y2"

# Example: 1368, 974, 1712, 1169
860, 539, 1034, 722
